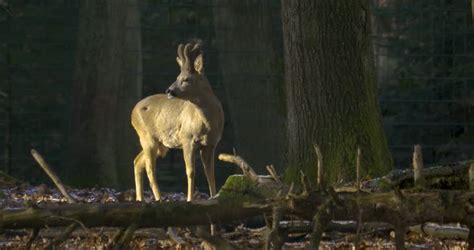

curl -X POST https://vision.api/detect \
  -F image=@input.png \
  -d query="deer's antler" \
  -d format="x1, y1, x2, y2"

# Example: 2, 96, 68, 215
179, 43, 202, 72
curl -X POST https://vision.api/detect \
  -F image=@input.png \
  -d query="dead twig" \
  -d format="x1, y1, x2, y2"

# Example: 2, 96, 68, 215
49, 216, 88, 233
196, 226, 238, 250
363, 160, 474, 191
44, 223, 78, 250
218, 153, 258, 182
469, 225, 474, 250
30, 149, 76, 203
264, 206, 286, 250
408, 223, 468, 240
31, 149, 78, 249
395, 224, 406, 250
113, 222, 138, 250
266, 165, 281, 184
166, 227, 186, 246
413, 145, 425, 188
25, 228, 39, 250
310, 200, 332, 249
327, 187, 343, 207
314, 144, 324, 190
300, 170, 310, 196
286, 182, 295, 199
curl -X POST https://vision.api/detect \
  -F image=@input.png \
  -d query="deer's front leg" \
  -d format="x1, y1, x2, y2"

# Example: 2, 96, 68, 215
200, 146, 216, 198
183, 143, 197, 202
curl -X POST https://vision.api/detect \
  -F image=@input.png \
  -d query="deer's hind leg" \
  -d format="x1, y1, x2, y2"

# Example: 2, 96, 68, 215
134, 151, 146, 201
200, 146, 216, 198
144, 142, 168, 201
135, 138, 168, 202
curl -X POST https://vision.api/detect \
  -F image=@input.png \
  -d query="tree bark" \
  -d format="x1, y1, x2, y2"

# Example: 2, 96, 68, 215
213, 0, 286, 172
68, 0, 142, 188
281, 0, 392, 183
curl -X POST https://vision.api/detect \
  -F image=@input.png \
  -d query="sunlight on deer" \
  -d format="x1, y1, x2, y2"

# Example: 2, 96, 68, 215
131, 43, 224, 202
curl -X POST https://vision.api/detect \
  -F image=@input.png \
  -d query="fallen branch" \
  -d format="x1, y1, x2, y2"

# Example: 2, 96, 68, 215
0, 200, 268, 229
1, 173, 274, 229
219, 153, 258, 182
279, 220, 394, 236
2, 151, 474, 248
408, 223, 468, 240
364, 160, 474, 191
2, 227, 167, 240
166, 227, 187, 247
314, 144, 323, 190
1, 174, 473, 235
289, 189, 474, 226
266, 165, 281, 184
45, 223, 78, 250
264, 206, 286, 250
196, 226, 238, 250
413, 145, 426, 188
31, 149, 77, 250
30, 149, 76, 203
25, 228, 39, 249
113, 222, 138, 250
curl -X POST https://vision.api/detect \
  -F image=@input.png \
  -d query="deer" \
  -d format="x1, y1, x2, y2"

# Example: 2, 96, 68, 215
131, 42, 224, 202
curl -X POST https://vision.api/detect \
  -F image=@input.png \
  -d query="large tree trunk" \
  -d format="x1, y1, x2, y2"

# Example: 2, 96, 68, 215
213, 0, 286, 172
68, 0, 142, 188
281, 0, 392, 183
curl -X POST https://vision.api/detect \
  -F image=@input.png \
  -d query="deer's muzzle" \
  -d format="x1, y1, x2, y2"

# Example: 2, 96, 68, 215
165, 88, 177, 98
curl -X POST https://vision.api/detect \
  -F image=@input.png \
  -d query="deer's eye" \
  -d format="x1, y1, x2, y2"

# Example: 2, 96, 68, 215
180, 79, 189, 86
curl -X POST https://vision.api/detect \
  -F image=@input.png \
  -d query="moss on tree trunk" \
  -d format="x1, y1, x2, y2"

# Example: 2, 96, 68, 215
281, 0, 392, 183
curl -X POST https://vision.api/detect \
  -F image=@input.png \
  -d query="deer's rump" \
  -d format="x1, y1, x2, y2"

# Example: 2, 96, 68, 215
131, 94, 212, 149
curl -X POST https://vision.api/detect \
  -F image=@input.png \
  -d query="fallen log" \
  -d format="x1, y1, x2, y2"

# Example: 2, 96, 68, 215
0, 175, 273, 229
408, 223, 468, 240
363, 160, 474, 191
2, 151, 474, 249
289, 189, 474, 226
2, 186, 473, 230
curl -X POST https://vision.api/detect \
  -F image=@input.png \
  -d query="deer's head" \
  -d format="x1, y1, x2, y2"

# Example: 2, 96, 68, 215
166, 43, 209, 100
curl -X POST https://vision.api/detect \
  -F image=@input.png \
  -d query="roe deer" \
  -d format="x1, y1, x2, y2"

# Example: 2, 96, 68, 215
131, 43, 224, 202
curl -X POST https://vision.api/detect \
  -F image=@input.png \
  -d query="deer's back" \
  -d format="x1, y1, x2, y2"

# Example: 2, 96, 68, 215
131, 94, 222, 149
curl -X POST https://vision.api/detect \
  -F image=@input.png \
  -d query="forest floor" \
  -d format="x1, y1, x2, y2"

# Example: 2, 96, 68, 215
0, 179, 468, 249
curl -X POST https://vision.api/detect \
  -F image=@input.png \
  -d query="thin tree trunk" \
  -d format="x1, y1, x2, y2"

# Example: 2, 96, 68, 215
68, 0, 142, 188
281, 0, 392, 183
213, 0, 286, 172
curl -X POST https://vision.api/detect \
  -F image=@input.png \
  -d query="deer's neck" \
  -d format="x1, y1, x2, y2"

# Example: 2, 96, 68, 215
185, 90, 222, 133
189, 91, 222, 119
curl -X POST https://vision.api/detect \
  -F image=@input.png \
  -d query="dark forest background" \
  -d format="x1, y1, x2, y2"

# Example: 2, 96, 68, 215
0, 0, 473, 191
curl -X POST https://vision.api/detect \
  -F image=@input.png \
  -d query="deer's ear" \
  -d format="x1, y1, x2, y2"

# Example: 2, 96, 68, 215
194, 54, 203, 74
176, 57, 183, 68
